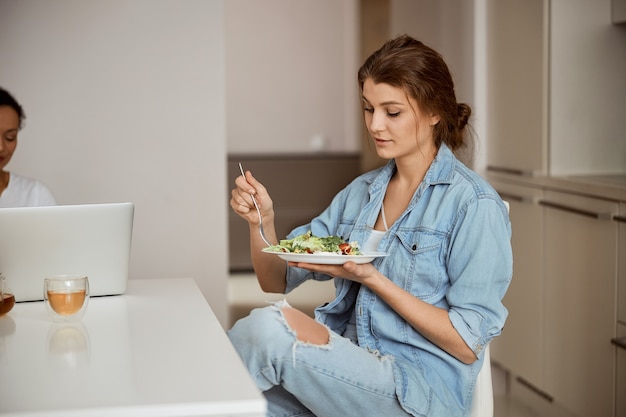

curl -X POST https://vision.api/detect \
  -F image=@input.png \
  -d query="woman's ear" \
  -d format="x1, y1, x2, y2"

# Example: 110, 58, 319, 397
430, 114, 441, 126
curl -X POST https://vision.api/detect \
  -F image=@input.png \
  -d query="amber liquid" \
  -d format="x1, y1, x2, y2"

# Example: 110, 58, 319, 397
47, 290, 86, 315
0, 293, 15, 316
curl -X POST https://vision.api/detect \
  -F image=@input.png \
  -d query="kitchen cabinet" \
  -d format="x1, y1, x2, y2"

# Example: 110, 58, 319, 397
486, 0, 626, 178
489, 180, 545, 388
542, 190, 618, 417
485, 0, 626, 413
485, 0, 547, 176
488, 175, 625, 417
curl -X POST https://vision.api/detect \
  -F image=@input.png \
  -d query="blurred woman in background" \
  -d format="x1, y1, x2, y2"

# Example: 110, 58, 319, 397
0, 87, 56, 207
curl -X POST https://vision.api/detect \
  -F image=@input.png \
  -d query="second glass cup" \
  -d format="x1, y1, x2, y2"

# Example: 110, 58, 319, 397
44, 275, 89, 322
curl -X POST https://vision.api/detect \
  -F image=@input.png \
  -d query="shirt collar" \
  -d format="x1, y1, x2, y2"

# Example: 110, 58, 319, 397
426, 142, 456, 186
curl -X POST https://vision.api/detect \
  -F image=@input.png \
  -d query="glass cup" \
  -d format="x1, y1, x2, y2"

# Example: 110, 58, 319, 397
44, 275, 89, 322
0, 274, 15, 316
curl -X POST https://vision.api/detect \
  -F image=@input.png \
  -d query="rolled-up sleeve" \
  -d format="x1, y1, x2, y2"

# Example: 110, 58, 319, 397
446, 197, 513, 355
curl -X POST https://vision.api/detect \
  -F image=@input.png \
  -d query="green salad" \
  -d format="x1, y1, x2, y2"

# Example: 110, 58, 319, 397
266, 231, 362, 255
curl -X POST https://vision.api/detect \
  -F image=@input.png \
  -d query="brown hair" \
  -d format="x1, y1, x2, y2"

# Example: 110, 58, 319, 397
0, 87, 26, 130
358, 35, 471, 151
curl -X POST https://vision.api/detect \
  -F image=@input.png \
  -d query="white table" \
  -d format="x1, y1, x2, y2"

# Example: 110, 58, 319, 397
0, 278, 266, 417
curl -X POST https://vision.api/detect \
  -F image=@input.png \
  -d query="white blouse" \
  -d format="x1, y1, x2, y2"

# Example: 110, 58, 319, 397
0, 172, 57, 208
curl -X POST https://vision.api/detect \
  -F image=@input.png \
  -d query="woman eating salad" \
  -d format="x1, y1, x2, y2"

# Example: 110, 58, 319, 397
228, 35, 512, 417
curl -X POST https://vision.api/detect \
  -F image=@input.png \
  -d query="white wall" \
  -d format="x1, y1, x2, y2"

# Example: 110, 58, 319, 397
224, 0, 360, 154
0, 0, 230, 325
549, 0, 626, 176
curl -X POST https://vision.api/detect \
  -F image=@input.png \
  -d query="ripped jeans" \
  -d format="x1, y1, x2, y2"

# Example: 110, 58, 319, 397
227, 301, 411, 417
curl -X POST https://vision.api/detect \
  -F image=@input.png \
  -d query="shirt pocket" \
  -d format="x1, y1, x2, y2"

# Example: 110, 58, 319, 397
392, 229, 446, 300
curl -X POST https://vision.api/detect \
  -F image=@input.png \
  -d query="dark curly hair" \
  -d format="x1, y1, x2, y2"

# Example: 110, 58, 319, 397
358, 35, 471, 152
0, 87, 26, 130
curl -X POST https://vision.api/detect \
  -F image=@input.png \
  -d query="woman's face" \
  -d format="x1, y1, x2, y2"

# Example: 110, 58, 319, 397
361, 78, 440, 162
0, 105, 19, 172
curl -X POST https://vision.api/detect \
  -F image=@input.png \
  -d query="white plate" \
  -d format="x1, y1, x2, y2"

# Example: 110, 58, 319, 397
262, 250, 389, 265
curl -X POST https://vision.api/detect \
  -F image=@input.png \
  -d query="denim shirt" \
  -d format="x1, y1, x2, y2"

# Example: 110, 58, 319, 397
284, 144, 512, 416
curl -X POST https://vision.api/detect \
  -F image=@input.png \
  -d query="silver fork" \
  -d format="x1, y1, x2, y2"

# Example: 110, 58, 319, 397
238, 163, 272, 247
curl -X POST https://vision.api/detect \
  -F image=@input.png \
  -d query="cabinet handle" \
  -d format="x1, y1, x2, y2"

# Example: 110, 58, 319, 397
515, 376, 554, 402
611, 337, 626, 351
614, 215, 626, 223
539, 200, 612, 220
496, 191, 535, 205
487, 165, 534, 177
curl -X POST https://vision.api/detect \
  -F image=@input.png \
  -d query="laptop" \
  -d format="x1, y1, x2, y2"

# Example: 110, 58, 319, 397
0, 202, 134, 302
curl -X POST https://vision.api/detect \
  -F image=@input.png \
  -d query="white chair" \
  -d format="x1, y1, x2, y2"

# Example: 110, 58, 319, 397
469, 344, 494, 417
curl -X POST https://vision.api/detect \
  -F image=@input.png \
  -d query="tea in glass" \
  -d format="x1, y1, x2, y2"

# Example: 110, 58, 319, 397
44, 275, 89, 322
